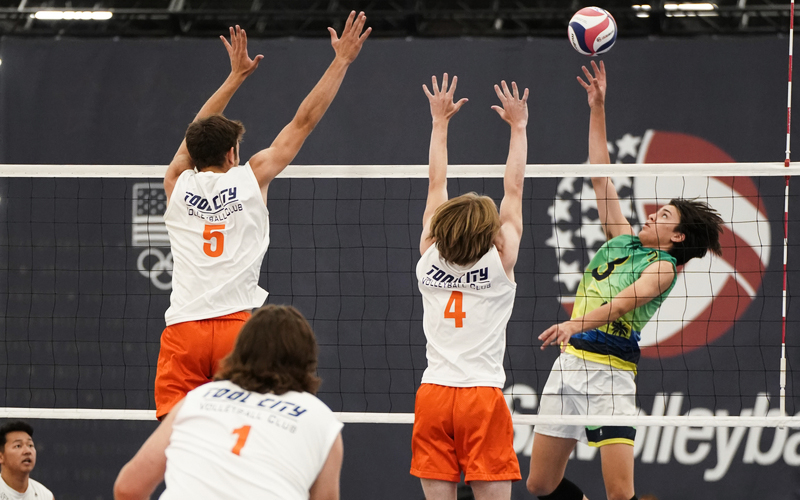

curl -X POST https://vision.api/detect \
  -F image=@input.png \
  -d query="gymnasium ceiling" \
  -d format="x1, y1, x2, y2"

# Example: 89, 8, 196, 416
0, 0, 792, 38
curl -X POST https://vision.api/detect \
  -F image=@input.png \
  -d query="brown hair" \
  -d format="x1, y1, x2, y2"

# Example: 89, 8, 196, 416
214, 305, 321, 395
668, 198, 724, 266
429, 192, 500, 266
185, 114, 245, 169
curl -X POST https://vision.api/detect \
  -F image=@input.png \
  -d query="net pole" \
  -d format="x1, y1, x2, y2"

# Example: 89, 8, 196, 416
782, 0, 795, 417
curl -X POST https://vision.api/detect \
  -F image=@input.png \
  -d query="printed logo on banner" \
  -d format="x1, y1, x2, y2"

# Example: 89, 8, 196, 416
545, 130, 770, 357
132, 182, 173, 290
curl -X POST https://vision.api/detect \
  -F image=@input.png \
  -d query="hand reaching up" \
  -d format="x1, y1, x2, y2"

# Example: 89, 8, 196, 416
577, 60, 607, 109
220, 25, 264, 79
329, 11, 372, 64
423, 73, 469, 123
492, 80, 529, 128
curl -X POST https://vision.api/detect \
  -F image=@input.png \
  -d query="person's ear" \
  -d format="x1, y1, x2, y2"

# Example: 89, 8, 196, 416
671, 232, 686, 243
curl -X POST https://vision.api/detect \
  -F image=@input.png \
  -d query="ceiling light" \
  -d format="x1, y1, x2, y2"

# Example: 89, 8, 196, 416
664, 3, 718, 16
33, 11, 113, 21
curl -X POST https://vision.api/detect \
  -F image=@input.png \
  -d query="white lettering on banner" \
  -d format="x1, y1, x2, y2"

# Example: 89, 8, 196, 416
503, 384, 800, 482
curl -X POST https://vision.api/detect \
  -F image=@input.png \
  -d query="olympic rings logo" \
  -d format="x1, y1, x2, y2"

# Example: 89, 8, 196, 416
137, 248, 173, 291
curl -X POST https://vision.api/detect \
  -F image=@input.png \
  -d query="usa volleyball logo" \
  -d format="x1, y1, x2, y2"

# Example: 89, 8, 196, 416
546, 130, 770, 357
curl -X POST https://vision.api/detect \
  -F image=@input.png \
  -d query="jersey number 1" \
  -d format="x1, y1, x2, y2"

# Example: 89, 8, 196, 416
203, 224, 225, 257
231, 425, 251, 456
444, 291, 466, 328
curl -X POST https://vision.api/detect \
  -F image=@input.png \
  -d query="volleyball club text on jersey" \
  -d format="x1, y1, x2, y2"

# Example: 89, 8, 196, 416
199, 386, 307, 433
420, 265, 491, 290
183, 186, 243, 223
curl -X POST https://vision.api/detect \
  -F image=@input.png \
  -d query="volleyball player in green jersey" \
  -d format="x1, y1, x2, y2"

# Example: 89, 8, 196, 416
525, 61, 723, 500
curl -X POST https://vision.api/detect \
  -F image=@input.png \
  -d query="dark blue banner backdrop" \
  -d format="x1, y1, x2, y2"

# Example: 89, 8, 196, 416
0, 35, 799, 499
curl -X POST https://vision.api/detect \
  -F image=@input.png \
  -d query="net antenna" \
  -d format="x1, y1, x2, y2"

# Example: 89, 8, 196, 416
782, 0, 795, 417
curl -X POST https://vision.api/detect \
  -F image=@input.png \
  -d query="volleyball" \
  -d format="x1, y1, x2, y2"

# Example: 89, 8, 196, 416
568, 7, 617, 56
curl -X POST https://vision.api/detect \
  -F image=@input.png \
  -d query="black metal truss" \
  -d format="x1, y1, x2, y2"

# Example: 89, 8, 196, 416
0, 0, 794, 38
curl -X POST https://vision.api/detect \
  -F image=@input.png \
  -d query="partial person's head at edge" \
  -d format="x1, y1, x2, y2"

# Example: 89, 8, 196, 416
430, 192, 500, 267
639, 198, 724, 267
185, 114, 244, 172
215, 305, 321, 395
0, 420, 36, 475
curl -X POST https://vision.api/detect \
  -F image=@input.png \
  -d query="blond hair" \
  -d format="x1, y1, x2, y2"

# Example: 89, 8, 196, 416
429, 193, 500, 266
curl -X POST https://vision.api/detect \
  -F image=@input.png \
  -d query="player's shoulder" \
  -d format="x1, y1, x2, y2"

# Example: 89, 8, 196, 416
28, 478, 54, 499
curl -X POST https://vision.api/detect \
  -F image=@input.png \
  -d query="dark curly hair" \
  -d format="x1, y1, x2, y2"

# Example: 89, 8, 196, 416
668, 198, 724, 266
214, 305, 321, 395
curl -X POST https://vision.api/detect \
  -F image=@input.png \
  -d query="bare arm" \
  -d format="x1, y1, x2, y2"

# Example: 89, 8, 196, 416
578, 61, 631, 239
539, 260, 675, 352
249, 11, 371, 202
114, 400, 183, 500
309, 433, 344, 500
419, 74, 468, 255
164, 26, 263, 201
491, 81, 529, 280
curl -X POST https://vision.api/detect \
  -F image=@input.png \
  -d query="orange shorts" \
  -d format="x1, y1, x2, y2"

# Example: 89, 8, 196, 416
155, 311, 250, 419
410, 384, 520, 483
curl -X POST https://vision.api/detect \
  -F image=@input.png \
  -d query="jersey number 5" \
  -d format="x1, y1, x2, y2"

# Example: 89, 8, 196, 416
444, 291, 466, 328
231, 425, 251, 456
203, 224, 225, 257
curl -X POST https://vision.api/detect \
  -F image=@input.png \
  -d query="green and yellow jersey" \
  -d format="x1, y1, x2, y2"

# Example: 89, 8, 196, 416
565, 234, 677, 372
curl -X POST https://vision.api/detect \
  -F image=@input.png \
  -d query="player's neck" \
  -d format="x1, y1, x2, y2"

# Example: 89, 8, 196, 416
200, 164, 232, 174
1, 468, 29, 494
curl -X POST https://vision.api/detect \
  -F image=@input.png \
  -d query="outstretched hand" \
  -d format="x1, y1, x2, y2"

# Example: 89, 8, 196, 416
577, 60, 607, 109
491, 80, 528, 127
329, 11, 372, 64
538, 321, 580, 353
220, 25, 264, 79
423, 73, 468, 122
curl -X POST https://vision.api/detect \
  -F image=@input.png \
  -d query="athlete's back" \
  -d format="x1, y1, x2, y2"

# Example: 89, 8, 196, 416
161, 380, 342, 500
164, 162, 269, 326
417, 244, 516, 388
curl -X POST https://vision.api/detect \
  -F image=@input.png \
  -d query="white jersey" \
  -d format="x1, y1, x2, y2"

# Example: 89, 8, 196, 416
0, 477, 53, 500
164, 162, 270, 325
416, 244, 516, 388
161, 380, 343, 500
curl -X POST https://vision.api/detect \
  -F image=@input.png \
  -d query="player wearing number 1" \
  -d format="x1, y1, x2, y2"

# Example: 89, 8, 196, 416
411, 74, 528, 500
155, 14, 371, 419
115, 305, 343, 500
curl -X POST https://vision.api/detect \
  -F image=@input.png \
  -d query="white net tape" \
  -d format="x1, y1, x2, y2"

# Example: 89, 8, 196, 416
1, 163, 797, 427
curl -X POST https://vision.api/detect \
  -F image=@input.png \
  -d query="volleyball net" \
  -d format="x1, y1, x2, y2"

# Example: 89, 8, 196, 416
0, 162, 799, 429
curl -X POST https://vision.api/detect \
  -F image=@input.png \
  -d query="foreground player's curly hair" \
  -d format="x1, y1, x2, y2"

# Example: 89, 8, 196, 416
430, 192, 500, 266
215, 305, 321, 395
668, 198, 724, 266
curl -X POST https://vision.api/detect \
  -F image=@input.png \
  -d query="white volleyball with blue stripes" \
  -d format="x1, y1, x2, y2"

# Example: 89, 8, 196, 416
568, 7, 617, 56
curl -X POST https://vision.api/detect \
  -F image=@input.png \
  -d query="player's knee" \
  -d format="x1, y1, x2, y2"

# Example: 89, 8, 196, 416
528, 477, 584, 500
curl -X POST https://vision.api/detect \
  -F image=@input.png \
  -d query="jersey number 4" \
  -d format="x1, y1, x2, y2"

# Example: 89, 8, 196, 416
231, 425, 251, 456
444, 291, 466, 328
203, 224, 225, 257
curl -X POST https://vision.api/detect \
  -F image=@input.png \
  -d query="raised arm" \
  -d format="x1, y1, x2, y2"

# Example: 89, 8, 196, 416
419, 73, 468, 255
248, 11, 371, 202
492, 81, 529, 279
164, 26, 263, 201
538, 260, 675, 351
578, 61, 632, 239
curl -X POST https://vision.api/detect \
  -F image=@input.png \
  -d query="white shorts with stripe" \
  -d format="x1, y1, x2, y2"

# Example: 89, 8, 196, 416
535, 353, 638, 447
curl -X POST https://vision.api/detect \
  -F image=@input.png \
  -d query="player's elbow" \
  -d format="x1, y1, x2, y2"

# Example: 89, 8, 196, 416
114, 465, 149, 500
113, 476, 138, 500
